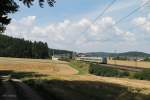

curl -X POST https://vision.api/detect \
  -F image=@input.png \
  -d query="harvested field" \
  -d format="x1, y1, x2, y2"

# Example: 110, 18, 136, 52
0, 57, 150, 96
0, 57, 78, 76
108, 60, 150, 69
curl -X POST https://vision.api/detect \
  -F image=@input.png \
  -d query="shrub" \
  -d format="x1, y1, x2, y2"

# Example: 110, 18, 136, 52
59, 58, 71, 62
89, 64, 129, 77
133, 69, 150, 80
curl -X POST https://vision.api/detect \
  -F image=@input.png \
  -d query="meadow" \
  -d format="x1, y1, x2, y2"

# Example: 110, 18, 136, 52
0, 57, 150, 100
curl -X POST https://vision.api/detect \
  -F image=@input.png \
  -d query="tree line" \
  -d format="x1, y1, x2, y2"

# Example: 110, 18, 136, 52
0, 34, 73, 59
49, 48, 73, 57
0, 34, 49, 59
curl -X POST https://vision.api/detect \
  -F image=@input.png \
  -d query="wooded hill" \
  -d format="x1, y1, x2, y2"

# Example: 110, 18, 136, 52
49, 48, 73, 57
83, 51, 150, 57
0, 34, 73, 59
0, 34, 49, 59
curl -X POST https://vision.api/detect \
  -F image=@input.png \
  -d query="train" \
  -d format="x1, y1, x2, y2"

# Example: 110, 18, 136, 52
76, 57, 107, 64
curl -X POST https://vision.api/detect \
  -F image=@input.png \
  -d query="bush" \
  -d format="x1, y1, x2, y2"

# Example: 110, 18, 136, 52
59, 58, 71, 62
89, 64, 129, 77
133, 69, 150, 80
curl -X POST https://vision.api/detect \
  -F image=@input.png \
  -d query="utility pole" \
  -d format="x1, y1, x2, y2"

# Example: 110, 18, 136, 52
114, 50, 117, 65
53, 49, 54, 56
135, 50, 138, 67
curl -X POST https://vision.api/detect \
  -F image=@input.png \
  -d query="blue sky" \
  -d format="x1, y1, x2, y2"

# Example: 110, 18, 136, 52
5, 0, 150, 53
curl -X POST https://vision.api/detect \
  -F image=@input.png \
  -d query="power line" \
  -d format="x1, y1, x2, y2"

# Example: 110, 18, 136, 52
60, 0, 117, 45
80, 0, 117, 36
93, 0, 117, 23
115, 1, 150, 25
87, 0, 150, 42
71, 0, 118, 44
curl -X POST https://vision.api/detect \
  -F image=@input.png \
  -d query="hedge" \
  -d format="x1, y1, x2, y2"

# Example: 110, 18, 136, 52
89, 64, 129, 77
133, 69, 150, 80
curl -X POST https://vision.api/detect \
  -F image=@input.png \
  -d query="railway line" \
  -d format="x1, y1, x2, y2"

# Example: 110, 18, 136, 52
99, 64, 144, 72
76, 56, 148, 72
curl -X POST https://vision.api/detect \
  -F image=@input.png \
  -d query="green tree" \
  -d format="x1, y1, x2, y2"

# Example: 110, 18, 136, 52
0, 34, 49, 59
0, 0, 56, 32
0, 0, 19, 32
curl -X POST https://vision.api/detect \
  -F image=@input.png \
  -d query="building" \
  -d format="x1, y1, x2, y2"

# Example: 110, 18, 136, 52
52, 53, 72, 60
52, 56, 59, 61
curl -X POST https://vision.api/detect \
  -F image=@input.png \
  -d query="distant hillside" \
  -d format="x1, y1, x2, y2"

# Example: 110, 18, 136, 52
118, 51, 150, 57
83, 52, 113, 57
84, 51, 150, 57
49, 48, 73, 57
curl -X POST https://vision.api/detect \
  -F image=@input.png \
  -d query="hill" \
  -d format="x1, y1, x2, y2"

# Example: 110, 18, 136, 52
84, 51, 150, 57
119, 51, 150, 57
0, 34, 49, 58
49, 48, 73, 58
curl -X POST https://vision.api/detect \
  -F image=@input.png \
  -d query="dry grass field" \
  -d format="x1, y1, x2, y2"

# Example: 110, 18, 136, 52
0, 57, 150, 96
0, 57, 78, 76
108, 59, 150, 69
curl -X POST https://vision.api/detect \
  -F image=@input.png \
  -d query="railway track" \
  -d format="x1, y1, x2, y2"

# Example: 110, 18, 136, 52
99, 64, 144, 72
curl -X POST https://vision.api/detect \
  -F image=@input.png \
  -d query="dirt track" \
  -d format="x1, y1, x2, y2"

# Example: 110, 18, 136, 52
1, 80, 18, 100
0, 78, 44, 100
12, 79, 44, 100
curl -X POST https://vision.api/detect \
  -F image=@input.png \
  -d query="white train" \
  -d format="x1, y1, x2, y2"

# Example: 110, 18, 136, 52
76, 57, 107, 64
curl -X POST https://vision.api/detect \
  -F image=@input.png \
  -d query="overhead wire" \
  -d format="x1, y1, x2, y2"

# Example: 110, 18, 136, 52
87, 0, 150, 42
74, 0, 118, 43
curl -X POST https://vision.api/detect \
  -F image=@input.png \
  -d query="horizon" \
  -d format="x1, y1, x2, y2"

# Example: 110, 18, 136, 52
2, 33, 150, 54
80, 51, 150, 54
3, 0, 150, 53
0, 1, 150, 99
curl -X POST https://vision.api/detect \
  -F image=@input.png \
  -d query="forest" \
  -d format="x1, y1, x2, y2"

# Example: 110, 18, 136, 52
0, 34, 49, 59
0, 34, 73, 59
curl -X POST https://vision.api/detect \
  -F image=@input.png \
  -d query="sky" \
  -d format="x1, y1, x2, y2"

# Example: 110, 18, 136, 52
4, 0, 150, 53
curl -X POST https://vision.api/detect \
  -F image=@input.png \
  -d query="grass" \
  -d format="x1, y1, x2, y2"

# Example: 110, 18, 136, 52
89, 63, 150, 81
25, 79, 150, 100
133, 69, 150, 80
0, 57, 77, 80
69, 60, 90, 75
89, 64, 130, 77
0, 57, 150, 99
69, 60, 132, 78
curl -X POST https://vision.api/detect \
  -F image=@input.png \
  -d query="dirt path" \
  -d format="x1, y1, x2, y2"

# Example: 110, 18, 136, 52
2, 80, 18, 100
11, 79, 44, 100
0, 77, 44, 100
